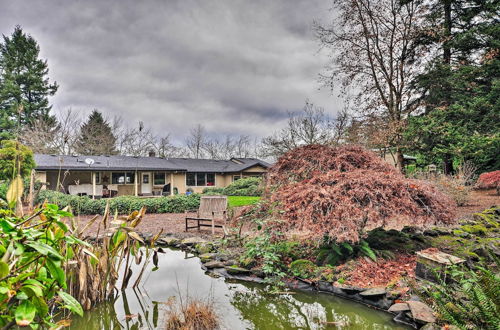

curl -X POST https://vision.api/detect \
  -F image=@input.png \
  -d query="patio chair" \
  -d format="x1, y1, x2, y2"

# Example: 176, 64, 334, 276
185, 195, 228, 234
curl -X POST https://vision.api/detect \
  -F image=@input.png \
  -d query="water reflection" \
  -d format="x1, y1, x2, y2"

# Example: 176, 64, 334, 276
68, 249, 408, 329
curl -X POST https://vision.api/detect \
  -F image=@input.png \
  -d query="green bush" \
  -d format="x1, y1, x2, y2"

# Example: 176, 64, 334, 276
289, 259, 316, 278
0, 182, 7, 201
203, 177, 263, 196
35, 190, 200, 215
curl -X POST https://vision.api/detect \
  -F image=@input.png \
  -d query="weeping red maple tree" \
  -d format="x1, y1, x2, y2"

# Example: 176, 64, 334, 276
262, 145, 456, 243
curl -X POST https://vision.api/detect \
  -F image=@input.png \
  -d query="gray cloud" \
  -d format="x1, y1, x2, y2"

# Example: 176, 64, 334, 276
0, 0, 341, 143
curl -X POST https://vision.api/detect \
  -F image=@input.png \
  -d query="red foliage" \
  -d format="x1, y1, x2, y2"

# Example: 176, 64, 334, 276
263, 145, 456, 243
338, 254, 416, 288
477, 170, 500, 189
268, 144, 394, 187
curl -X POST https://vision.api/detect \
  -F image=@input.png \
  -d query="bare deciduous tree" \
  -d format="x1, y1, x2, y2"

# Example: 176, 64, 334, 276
20, 109, 82, 155
260, 101, 349, 159
316, 0, 426, 171
186, 124, 207, 159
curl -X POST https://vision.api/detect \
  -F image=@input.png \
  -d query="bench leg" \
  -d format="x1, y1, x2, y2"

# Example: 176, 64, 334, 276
211, 217, 215, 235
198, 219, 200, 231
185, 218, 188, 232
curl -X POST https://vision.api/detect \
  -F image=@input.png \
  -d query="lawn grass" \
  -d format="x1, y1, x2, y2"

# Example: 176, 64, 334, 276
227, 196, 261, 207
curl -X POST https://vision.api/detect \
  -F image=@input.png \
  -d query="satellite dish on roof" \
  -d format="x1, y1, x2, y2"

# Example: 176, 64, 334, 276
85, 158, 95, 166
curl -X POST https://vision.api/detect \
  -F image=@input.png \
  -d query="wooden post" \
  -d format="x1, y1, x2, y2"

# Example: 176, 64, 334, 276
92, 172, 96, 199
211, 211, 215, 235
170, 173, 174, 196
134, 171, 138, 196
28, 169, 35, 211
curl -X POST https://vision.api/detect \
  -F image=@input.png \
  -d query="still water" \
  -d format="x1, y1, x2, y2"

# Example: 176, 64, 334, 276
68, 248, 409, 329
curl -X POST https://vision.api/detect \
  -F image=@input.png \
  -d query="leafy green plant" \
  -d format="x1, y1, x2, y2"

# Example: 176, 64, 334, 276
243, 234, 287, 282
316, 239, 377, 266
0, 204, 85, 328
416, 255, 499, 329
289, 259, 316, 278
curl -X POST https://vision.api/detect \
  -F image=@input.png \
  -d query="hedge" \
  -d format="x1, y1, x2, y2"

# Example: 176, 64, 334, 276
35, 190, 201, 215
203, 177, 263, 196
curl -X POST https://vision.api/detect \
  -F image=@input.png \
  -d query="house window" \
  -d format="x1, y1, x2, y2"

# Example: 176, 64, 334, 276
186, 173, 216, 186
143, 174, 150, 184
111, 172, 135, 184
196, 173, 206, 186
154, 172, 165, 185
95, 172, 101, 184
233, 175, 241, 182
186, 173, 196, 186
206, 173, 215, 186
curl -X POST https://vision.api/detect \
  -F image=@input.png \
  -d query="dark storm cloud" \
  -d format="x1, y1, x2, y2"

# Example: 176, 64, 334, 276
0, 0, 340, 142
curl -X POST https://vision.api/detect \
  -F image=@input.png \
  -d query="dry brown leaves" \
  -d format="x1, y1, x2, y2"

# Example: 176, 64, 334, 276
339, 254, 416, 288
262, 144, 456, 243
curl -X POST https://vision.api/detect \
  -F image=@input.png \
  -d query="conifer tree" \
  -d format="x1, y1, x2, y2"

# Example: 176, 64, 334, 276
75, 110, 117, 155
0, 26, 58, 140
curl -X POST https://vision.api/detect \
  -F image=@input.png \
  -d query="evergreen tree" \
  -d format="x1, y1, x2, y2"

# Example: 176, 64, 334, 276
75, 110, 117, 155
0, 26, 58, 140
407, 0, 500, 173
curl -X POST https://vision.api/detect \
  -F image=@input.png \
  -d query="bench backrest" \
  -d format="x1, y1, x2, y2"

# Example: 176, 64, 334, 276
199, 195, 227, 218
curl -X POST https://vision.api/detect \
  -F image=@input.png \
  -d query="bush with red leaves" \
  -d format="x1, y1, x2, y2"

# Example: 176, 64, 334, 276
268, 144, 394, 187
262, 145, 456, 243
477, 170, 500, 192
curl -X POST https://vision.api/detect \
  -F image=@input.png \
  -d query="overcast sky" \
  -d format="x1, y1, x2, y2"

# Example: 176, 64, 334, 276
1, 0, 341, 143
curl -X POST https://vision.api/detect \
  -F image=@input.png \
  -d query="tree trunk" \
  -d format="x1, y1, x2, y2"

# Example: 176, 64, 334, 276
443, 154, 454, 175
443, 0, 452, 65
395, 149, 405, 173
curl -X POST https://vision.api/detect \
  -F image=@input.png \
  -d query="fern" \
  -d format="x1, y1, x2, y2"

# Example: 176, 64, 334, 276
359, 241, 377, 261
417, 253, 499, 329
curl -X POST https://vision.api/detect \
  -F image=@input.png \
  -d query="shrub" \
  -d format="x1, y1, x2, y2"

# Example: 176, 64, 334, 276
261, 144, 456, 243
0, 140, 35, 180
203, 177, 263, 196
477, 170, 500, 194
289, 259, 316, 278
35, 190, 200, 215
432, 174, 472, 206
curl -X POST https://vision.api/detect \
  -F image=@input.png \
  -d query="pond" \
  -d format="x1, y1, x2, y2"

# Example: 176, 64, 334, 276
68, 248, 409, 329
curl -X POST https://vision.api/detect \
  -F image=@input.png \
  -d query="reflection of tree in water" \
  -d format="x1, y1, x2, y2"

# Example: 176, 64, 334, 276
229, 283, 402, 330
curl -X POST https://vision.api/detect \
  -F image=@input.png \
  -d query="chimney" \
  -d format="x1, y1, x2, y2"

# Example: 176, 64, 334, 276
148, 150, 156, 157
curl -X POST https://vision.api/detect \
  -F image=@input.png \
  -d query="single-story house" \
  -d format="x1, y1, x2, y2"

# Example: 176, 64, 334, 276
33, 154, 270, 197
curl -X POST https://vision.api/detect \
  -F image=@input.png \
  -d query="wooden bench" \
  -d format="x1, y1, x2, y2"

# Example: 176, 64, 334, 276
185, 195, 228, 234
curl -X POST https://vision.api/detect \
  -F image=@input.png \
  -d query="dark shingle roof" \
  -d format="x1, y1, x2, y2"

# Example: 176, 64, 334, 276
34, 154, 270, 173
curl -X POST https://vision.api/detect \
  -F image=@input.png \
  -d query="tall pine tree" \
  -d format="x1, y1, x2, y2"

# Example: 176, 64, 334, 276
0, 26, 58, 140
407, 0, 500, 173
75, 110, 117, 155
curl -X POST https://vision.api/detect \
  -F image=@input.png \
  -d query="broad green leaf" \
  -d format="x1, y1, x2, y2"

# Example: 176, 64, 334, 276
0, 219, 15, 232
26, 242, 63, 260
0, 261, 9, 278
15, 300, 36, 326
55, 221, 68, 232
6, 176, 23, 206
32, 296, 49, 316
46, 259, 66, 289
21, 284, 43, 297
58, 291, 83, 317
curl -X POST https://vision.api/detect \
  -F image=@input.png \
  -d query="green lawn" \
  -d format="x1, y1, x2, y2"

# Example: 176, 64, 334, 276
227, 196, 261, 207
